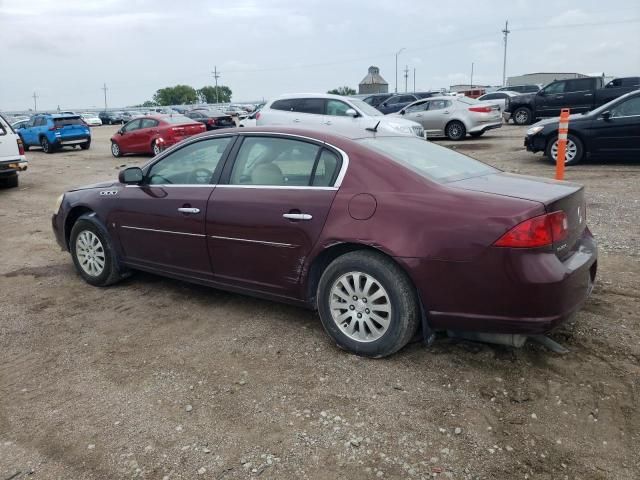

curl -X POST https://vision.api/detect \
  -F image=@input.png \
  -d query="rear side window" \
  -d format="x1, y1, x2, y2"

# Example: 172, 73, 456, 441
229, 137, 340, 187
294, 98, 325, 115
54, 117, 84, 127
358, 137, 496, 183
140, 118, 158, 129
162, 115, 195, 124
565, 79, 593, 92
271, 99, 295, 111
390, 95, 415, 104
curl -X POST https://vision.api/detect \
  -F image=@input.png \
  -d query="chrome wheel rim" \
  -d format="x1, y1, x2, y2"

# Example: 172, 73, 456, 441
448, 124, 462, 138
515, 110, 528, 124
111, 143, 119, 156
75, 230, 106, 277
551, 139, 577, 163
153, 143, 161, 155
329, 271, 392, 343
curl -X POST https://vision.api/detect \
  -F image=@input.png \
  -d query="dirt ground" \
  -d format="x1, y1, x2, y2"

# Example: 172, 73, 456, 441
1, 124, 638, 480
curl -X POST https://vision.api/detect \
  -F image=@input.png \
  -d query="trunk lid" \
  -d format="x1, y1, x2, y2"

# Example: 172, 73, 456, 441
54, 117, 90, 139
450, 172, 587, 258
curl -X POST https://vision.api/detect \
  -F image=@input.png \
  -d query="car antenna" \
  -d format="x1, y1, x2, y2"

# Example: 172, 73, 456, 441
366, 121, 380, 133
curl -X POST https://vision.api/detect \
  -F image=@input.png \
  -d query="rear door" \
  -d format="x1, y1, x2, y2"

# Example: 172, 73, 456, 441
537, 81, 565, 117
562, 78, 596, 114
137, 118, 159, 151
206, 135, 342, 298
112, 136, 235, 278
421, 99, 454, 135
290, 98, 326, 127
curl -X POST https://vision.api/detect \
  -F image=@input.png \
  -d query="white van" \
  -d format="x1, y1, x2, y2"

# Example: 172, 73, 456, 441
0, 113, 28, 188
257, 93, 425, 138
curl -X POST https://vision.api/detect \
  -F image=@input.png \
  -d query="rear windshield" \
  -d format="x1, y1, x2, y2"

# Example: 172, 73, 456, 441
162, 115, 195, 124
358, 136, 497, 183
54, 117, 84, 126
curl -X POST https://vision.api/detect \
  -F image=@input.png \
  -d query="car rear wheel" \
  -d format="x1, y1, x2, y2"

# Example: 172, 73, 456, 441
152, 141, 162, 156
41, 137, 53, 154
445, 121, 466, 141
0, 174, 18, 188
545, 134, 584, 166
111, 142, 121, 157
317, 250, 420, 358
70, 218, 124, 287
513, 107, 532, 125
80, 140, 91, 150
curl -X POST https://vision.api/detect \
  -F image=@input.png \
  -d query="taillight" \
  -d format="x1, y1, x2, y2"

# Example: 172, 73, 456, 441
17, 138, 25, 155
494, 211, 568, 248
208, 118, 216, 125
468, 106, 492, 113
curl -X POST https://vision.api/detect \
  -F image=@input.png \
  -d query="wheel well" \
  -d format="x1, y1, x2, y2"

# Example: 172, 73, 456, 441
64, 206, 94, 249
544, 129, 586, 152
512, 104, 532, 113
445, 119, 466, 133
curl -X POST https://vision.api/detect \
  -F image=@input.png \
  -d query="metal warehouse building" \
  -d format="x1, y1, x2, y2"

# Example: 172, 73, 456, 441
506, 72, 590, 86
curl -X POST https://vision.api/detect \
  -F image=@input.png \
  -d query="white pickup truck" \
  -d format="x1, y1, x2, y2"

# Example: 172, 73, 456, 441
0, 113, 27, 188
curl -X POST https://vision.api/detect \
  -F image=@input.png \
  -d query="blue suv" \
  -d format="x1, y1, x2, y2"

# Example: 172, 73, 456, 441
18, 114, 91, 153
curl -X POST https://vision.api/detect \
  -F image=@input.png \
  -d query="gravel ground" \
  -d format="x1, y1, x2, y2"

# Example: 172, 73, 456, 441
0, 124, 638, 479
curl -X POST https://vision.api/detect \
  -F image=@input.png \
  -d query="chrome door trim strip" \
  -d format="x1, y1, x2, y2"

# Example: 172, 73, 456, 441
209, 235, 296, 248
121, 225, 206, 237
215, 185, 337, 191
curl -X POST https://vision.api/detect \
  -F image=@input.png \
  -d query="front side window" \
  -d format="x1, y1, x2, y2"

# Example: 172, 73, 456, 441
405, 101, 429, 113
610, 97, 640, 117
147, 137, 232, 185
326, 100, 351, 116
543, 82, 565, 95
229, 137, 340, 187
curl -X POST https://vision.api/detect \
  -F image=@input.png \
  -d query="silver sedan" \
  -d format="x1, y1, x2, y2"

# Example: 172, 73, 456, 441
390, 96, 502, 140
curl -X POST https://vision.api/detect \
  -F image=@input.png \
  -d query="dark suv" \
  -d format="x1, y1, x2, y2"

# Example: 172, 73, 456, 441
99, 111, 124, 125
377, 92, 443, 114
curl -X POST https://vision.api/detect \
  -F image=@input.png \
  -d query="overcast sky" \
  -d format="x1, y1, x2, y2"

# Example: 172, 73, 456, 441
1, 0, 639, 111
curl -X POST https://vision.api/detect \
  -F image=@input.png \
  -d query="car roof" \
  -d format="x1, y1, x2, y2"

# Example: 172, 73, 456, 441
273, 93, 356, 101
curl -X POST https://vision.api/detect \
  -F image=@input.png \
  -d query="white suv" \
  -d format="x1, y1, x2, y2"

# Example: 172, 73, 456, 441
0, 113, 27, 188
257, 93, 425, 138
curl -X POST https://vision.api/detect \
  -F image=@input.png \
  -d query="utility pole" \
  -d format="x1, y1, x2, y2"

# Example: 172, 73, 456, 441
413, 68, 416, 92
102, 83, 108, 111
404, 65, 409, 93
470, 62, 474, 88
502, 20, 510, 87
32, 92, 39, 112
394, 48, 405, 93
212, 66, 221, 104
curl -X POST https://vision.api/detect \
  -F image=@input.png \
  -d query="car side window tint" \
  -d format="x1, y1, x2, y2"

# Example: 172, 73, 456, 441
610, 97, 640, 117
326, 100, 351, 116
123, 119, 141, 132
405, 101, 429, 113
293, 98, 325, 115
544, 82, 565, 94
312, 149, 341, 186
230, 137, 320, 186
428, 100, 450, 111
271, 99, 294, 111
565, 79, 592, 92
140, 119, 158, 129
147, 137, 232, 185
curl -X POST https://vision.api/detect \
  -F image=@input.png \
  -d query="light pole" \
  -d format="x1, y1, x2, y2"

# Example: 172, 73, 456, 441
395, 48, 405, 93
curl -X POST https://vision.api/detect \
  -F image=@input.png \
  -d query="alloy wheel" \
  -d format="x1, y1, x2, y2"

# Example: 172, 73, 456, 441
329, 271, 392, 343
111, 142, 120, 157
551, 139, 577, 164
153, 142, 161, 155
75, 230, 106, 277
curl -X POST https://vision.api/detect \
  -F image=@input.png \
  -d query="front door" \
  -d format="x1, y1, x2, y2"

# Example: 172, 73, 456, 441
537, 81, 565, 117
402, 99, 430, 130
562, 78, 595, 114
117, 119, 142, 153
589, 95, 640, 154
111, 135, 235, 278
420, 99, 454, 136
206, 135, 342, 298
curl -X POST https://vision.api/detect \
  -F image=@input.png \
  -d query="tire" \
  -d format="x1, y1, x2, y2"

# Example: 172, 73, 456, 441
111, 142, 121, 157
445, 121, 466, 141
469, 131, 484, 138
513, 107, 533, 125
545, 133, 584, 166
41, 136, 53, 154
152, 141, 162, 156
70, 217, 124, 287
0, 174, 18, 188
317, 250, 420, 358
80, 140, 91, 150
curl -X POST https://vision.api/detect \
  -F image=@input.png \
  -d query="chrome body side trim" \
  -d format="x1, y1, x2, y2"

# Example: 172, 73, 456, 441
209, 235, 296, 248
121, 225, 206, 237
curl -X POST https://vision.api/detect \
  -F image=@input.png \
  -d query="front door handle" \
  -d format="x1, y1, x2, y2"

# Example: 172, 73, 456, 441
178, 207, 200, 214
584, 93, 593, 96
283, 213, 312, 221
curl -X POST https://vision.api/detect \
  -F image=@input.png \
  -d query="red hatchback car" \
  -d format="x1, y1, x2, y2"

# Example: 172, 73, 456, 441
52, 127, 596, 357
110, 114, 205, 157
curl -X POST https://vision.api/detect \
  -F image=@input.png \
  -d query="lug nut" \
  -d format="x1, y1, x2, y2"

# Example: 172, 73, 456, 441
357, 313, 362, 318
362, 298, 367, 303
349, 305, 355, 310
365, 309, 370, 314
353, 296, 358, 300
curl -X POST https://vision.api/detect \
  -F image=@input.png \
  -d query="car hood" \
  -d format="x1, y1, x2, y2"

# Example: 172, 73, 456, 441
532, 113, 591, 128
68, 180, 116, 192
376, 115, 422, 129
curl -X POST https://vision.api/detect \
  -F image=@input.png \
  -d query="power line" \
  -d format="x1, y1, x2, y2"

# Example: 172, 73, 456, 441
404, 65, 409, 92
102, 83, 108, 110
212, 66, 221, 103
32, 92, 39, 112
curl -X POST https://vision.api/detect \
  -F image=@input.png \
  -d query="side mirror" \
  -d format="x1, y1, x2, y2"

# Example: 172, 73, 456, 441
117, 128, 125, 135
344, 108, 358, 117
118, 167, 143, 185
601, 111, 611, 121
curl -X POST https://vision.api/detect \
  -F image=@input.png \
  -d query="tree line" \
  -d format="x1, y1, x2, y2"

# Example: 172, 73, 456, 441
143, 85, 233, 106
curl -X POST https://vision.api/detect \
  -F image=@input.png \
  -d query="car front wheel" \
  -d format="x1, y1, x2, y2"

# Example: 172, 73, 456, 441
317, 250, 420, 358
111, 141, 121, 157
545, 134, 584, 166
513, 107, 532, 125
70, 217, 124, 287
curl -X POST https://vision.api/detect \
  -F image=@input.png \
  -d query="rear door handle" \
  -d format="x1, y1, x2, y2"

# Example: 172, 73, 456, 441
178, 207, 200, 214
292, 119, 301, 123
584, 93, 593, 96
283, 213, 312, 221
324, 121, 333, 125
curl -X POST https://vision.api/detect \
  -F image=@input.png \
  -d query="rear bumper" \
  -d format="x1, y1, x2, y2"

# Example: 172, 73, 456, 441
524, 134, 547, 153
0, 160, 28, 175
397, 227, 598, 335
468, 122, 502, 134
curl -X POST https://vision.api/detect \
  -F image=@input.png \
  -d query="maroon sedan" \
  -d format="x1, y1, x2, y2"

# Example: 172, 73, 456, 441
110, 114, 205, 157
52, 127, 596, 357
